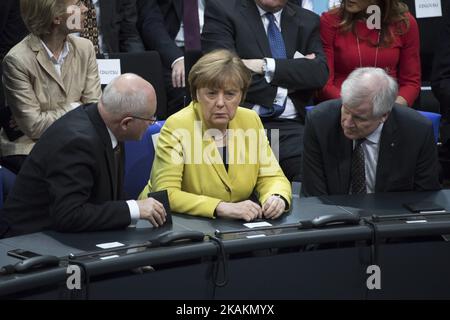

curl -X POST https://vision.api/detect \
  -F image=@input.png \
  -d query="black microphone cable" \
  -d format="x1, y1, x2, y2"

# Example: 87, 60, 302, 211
208, 235, 228, 298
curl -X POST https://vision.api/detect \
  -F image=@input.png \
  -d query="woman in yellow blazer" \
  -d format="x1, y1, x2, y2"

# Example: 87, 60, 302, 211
140, 50, 291, 221
0, 0, 101, 173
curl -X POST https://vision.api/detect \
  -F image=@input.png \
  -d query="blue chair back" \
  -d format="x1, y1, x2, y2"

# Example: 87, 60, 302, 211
0, 166, 16, 209
417, 111, 441, 143
305, 105, 315, 113
124, 121, 165, 199
0, 167, 3, 207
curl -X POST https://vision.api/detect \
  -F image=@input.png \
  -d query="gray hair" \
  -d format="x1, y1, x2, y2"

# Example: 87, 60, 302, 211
101, 74, 149, 117
341, 67, 398, 117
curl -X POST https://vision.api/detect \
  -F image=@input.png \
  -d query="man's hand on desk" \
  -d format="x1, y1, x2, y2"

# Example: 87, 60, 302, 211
262, 195, 285, 219
136, 198, 167, 227
215, 200, 262, 221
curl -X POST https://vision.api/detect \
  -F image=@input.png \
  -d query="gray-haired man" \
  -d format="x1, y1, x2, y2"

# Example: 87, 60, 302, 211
302, 67, 440, 197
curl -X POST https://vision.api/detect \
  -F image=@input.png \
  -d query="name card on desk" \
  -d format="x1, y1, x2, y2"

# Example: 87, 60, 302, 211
97, 59, 121, 84
244, 221, 272, 228
415, 0, 442, 18
96, 241, 124, 249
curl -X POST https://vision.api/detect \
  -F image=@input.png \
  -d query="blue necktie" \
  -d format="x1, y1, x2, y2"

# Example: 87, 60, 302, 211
259, 12, 286, 118
266, 12, 287, 59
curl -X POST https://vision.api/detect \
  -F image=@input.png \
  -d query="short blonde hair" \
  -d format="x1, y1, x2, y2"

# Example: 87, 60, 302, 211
20, 0, 68, 37
188, 49, 251, 103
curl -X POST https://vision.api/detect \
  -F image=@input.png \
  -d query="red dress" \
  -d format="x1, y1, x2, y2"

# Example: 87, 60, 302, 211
318, 11, 421, 106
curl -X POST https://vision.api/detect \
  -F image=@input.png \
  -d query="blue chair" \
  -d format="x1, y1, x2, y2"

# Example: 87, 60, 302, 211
417, 111, 441, 143
0, 167, 3, 207
0, 166, 16, 209
305, 105, 315, 113
124, 121, 165, 199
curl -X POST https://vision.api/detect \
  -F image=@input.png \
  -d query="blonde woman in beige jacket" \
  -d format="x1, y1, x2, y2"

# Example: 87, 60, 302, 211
1, 0, 101, 173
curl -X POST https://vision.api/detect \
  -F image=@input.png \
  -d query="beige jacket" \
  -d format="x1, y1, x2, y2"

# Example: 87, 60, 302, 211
1, 34, 101, 156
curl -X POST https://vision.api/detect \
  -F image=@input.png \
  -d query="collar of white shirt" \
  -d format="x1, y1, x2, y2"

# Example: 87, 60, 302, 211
107, 127, 118, 149
40, 39, 70, 64
365, 122, 384, 145
256, 5, 283, 24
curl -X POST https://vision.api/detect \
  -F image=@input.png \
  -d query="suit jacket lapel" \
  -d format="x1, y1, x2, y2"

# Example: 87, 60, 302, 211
60, 38, 74, 92
85, 103, 117, 199
337, 129, 352, 194
203, 139, 232, 191
240, 0, 272, 57
174, 0, 182, 21
30, 35, 66, 93
375, 114, 397, 192
280, 4, 298, 58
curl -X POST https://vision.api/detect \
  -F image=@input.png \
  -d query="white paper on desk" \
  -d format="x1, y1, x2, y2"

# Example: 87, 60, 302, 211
96, 59, 121, 84
246, 234, 267, 239
244, 221, 272, 228
294, 51, 305, 59
405, 220, 428, 224
415, 0, 442, 18
96, 241, 125, 249
100, 255, 120, 260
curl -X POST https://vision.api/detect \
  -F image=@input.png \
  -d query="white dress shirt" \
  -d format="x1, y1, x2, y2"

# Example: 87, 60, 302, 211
354, 123, 384, 193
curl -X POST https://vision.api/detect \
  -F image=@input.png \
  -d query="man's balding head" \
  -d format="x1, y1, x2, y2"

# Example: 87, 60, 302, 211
99, 73, 158, 141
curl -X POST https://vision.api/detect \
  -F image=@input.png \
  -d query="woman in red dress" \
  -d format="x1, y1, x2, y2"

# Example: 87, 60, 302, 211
318, 0, 420, 107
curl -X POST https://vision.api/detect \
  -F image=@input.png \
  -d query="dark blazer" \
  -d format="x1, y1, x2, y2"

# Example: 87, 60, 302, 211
431, 1, 450, 122
302, 99, 441, 197
99, 0, 144, 53
201, 0, 328, 120
137, 0, 183, 68
0, 0, 27, 61
1, 104, 130, 238
403, 0, 448, 82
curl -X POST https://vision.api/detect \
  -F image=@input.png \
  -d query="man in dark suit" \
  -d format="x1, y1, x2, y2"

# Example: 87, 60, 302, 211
0, 0, 28, 61
302, 67, 440, 197
136, 0, 204, 116
201, 0, 329, 181
0, 74, 167, 238
85, 0, 144, 54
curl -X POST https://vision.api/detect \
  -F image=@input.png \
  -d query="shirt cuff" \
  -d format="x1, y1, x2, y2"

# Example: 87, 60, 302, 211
171, 56, 184, 69
127, 200, 140, 225
264, 58, 276, 83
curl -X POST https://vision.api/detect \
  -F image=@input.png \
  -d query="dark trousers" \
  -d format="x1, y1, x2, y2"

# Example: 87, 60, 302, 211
262, 118, 304, 182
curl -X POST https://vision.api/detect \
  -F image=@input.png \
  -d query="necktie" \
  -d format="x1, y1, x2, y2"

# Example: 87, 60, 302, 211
113, 144, 123, 199
259, 12, 287, 118
183, 0, 201, 51
266, 12, 287, 59
81, 0, 99, 54
350, 138, 367, 194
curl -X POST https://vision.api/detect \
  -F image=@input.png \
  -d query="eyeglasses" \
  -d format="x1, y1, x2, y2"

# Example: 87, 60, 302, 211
130, 115, 158, 125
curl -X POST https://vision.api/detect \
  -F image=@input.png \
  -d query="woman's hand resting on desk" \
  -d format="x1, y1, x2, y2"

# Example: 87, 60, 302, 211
136, 198, 167, 227
262, 195, 286, 219
215, 200, 262, 221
